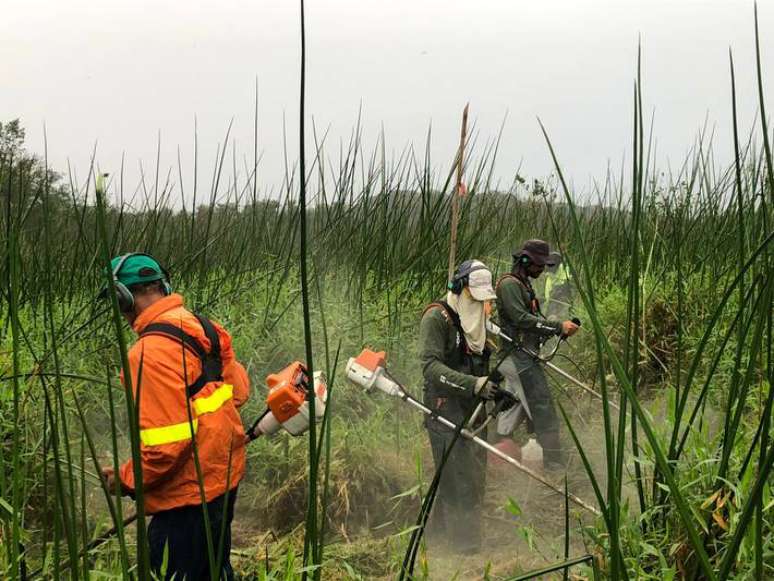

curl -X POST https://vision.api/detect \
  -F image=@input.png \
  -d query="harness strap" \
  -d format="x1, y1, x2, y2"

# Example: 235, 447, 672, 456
423, 301, 493, 365
495, 272, 519, 291
423, 301, 469, 355
140, 314, 224, 398
496, 272, 542, 316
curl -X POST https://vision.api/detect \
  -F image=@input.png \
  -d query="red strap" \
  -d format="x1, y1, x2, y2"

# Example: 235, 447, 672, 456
422, 302, 450, 321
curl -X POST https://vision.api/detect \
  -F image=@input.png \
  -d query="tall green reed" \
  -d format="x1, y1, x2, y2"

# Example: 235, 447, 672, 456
537, 14, 773, 576
296, 1, 323, 579
94, 173, 150, 579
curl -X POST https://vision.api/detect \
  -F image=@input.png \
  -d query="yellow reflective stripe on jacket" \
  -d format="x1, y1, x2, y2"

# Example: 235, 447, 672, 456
140, 419, 198, 447
556, 264, 571, 283
193, 383, 234, 415
138, 384, 233, 447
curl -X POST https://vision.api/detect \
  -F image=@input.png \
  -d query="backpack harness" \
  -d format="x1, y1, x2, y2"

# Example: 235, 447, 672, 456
496, 272, 544, 317
423, 300, 470, 357
139, 313, 224, 398
422, 300, 492, 414
422, 300, 492, 362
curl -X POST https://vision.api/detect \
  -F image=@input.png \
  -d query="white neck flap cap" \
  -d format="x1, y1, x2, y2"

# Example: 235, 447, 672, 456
466, 261, 497, 302
445, 260, 495, 354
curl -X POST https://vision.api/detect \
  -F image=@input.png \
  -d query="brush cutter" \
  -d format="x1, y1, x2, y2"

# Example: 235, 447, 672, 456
246, 361, 327, 440
485, 320, 619, 411
466, 318, 617, 441
345, 348, 600, 515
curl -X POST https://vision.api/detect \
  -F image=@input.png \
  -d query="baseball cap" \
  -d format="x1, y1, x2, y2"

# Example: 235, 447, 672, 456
99, 253, 168, 298
466, 260, 497, 301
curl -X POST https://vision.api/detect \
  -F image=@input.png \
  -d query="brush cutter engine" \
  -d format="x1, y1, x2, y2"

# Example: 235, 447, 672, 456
248, 361, 327, 439
345, 349, 403, 397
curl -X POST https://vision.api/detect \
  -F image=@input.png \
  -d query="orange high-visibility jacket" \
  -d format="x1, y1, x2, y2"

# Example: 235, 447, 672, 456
118, 294, 250, 514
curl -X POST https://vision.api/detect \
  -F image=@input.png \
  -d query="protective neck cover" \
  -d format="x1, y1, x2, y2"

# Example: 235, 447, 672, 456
445, 291, 487, 354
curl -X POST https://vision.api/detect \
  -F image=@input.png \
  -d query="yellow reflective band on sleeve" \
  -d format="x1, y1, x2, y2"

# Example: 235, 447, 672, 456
138, 384, 233, 447
140, 419, 198, 447
193, 383, 234, 416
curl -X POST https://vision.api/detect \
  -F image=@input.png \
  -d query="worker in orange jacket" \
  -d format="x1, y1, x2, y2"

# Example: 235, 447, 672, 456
100, 253, 250, 581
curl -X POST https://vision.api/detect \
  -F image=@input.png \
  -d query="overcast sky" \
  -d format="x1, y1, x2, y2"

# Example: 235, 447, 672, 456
2, 0, 772, 203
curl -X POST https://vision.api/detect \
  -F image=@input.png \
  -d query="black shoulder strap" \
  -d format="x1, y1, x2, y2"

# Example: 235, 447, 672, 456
511, 273, 544, 317
193, 314, 224, 391
141, 323, 207, 360
425, 300, 469, 356
194, 314, 222, 363
495, 272, 519, 291
437, 300, 463, 334
140, 313, 224, 398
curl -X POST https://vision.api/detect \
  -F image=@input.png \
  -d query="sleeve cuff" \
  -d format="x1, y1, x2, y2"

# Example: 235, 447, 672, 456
118, 463, 136, 498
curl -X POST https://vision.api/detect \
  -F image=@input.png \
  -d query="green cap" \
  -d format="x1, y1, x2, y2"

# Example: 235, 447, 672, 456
110, 253, 167, 287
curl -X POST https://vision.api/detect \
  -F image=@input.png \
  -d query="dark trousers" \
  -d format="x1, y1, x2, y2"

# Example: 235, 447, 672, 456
426, 420, 486, 552
148, 488, 238, 581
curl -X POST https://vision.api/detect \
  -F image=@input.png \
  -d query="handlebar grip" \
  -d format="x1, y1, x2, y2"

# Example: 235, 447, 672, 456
571, 317, 582, 326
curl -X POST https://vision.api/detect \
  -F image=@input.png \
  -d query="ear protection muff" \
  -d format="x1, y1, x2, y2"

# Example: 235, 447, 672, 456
448, 260, 487, 295
519, 254, 530, 265
112, 253, 172, 313
112, 254, 137, 313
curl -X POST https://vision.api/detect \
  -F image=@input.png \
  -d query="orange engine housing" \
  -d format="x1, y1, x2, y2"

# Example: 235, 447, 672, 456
265, 361, 308, 423
353, 349, 387, 372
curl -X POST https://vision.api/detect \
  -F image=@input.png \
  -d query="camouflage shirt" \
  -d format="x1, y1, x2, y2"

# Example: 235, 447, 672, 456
419, 304, 489, 396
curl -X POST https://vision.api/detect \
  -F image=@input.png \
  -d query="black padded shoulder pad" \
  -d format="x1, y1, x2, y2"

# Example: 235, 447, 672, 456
139, 314, 224, 398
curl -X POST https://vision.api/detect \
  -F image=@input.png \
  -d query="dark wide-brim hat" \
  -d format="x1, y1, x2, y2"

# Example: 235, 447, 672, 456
513, 239, 556, 267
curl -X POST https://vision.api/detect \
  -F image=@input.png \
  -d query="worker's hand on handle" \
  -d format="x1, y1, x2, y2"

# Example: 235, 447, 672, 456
474, 377, 499, 400
101, 467, 132, 497
494, 387, 518, 412
101, 467, 120, 496
561, 320, 580, 338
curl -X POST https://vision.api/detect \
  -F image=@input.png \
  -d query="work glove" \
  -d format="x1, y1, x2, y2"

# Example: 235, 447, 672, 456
561, 320, 580, 337
489, 369, 505, 385
494, 388, 517, 413
474, 376, 499, 400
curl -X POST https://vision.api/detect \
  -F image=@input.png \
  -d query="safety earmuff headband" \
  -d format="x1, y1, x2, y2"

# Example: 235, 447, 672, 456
112, 253, 133, 277
451, 262, 488, 283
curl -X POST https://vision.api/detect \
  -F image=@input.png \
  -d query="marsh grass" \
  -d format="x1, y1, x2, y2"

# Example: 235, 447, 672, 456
535, 17, 773, 579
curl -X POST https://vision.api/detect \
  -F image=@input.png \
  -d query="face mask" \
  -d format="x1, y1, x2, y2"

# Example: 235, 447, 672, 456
446, 290, 487, 354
